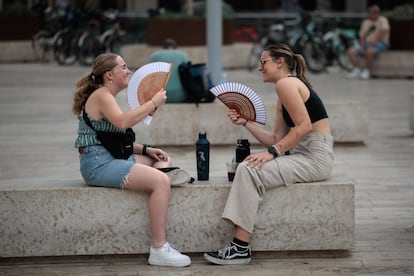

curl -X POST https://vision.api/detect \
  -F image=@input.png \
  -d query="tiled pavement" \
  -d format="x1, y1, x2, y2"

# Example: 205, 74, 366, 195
0, 62, 413, 275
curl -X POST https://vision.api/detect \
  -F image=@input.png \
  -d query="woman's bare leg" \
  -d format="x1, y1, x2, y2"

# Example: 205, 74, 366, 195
123, 163, 171, 247
364, 47, 375, 71
234, 226, 252, 243
347, 47, 359, 68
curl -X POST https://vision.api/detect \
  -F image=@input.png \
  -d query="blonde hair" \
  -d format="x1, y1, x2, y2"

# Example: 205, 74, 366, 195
72, 53, 119, 115
264, 43, 312, 88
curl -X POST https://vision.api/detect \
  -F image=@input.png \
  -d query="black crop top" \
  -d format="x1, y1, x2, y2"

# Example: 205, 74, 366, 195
282, 87, 328, 127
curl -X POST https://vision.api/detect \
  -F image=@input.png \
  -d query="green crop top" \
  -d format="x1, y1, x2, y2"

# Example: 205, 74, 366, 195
74, 114, 128, 148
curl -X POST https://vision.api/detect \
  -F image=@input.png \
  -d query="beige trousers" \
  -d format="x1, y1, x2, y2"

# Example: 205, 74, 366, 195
222, 132, 334, 233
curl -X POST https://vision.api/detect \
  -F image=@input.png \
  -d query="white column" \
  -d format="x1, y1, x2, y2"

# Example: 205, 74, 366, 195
207, 0, 222, 85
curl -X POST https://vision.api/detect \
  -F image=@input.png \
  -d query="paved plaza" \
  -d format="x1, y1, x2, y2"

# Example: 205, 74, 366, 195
0, 62, 413, 275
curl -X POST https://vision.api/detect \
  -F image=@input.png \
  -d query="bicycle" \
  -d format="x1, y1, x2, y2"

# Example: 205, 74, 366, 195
53, 25, 83, 66
243, 20, 296, 71
288, 12, 327, 74
31, 6, 65, 62
321, 18, 357, 72
77, 9, 125, 66
243, 14, 327, 74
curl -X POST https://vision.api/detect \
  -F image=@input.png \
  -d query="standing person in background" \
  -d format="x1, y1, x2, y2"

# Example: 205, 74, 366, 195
347, 4, 390, 80
150, 38, 190, 103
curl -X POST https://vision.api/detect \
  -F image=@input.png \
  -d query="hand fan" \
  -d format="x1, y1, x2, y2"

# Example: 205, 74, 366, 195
210, 82, 266, 125
127, 62, 172, 125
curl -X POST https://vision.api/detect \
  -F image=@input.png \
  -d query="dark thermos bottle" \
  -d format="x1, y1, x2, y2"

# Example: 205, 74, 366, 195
196, 132, 210, 180
236, 139, 250, 163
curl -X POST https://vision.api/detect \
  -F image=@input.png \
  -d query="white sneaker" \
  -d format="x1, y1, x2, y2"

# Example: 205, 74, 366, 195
347, 68, 361, 79
360, 69, 370, 80
148, 242, 191, 267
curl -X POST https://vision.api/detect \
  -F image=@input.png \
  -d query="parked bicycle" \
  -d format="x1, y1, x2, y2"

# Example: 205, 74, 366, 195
243, 18, 299, 71
77, 9, 125, 66
321, 18, 357, 72
288, 12, 327, 74
245, 13, 327, 73
32, 7, 126, 66
53, 23, 83, 65
31, 6, 66, 62
244, 13, 356, 74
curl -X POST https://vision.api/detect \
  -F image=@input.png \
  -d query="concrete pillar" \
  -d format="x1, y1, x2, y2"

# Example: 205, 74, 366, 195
207, 0, 222, 85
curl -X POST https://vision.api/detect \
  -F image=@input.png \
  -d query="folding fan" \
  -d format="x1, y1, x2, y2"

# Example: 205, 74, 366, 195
210, 82, 266, 125
127, 62, 172, 125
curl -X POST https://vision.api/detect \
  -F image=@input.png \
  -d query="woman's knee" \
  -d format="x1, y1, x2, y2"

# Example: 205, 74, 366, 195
235, 161, 249, 174
348, 47, 357, 56
156, 173, 171, 193
123, 165, 170, 193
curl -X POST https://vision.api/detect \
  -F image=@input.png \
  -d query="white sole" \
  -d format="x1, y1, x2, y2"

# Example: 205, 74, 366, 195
203, 253, 251, 265
148, 257, 191, 267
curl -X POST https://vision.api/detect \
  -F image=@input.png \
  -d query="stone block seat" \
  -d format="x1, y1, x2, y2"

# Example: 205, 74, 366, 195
0, 174, 355, 258
133, 102, 368, 146
371, 51, 414, 78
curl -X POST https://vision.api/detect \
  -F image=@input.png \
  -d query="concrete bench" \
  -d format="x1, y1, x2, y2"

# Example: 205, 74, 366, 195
132, 102, 368, 146
371, 50, 414, 78
0, 175, 355, 257
0, 41, 252, 69
121, 43, 252, 70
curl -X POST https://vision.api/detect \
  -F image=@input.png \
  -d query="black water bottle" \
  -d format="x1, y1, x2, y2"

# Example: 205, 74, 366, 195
196, 131, 210, 181
236, 139, 250, 163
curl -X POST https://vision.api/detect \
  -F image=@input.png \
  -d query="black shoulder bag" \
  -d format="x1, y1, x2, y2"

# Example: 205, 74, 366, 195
82, 109, 136, 160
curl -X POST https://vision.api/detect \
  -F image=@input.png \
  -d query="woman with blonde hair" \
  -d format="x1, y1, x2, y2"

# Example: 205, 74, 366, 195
73, 53, 191, 267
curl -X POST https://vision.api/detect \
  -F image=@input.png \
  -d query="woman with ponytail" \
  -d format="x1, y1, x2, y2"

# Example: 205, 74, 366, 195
73, 53, 191, 267
204, 43, 334, 265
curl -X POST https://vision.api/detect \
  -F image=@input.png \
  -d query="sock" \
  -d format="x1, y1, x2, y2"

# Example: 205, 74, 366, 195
233, 238, 249, 248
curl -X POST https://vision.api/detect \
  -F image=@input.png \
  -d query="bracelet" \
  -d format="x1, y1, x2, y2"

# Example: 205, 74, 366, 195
274, 145, 282, 156
142, 144, 151, 156
150, 100, 157, 110
243, 119, 248, 126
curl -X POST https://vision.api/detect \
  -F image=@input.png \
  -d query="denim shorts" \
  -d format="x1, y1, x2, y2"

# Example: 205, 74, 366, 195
79, 145, 135, 189
355, 41, 389, 55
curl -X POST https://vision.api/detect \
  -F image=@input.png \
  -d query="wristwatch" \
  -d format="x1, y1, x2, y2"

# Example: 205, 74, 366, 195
142, 144, 151, 156
267, 146, 279, 158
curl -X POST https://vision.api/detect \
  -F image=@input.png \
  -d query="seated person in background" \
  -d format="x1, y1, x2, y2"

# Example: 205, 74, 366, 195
150, 38, 190, 103
347, 4, 390, 80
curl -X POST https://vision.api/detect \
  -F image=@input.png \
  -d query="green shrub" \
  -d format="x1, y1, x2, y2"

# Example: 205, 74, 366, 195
383, 3, 414, 20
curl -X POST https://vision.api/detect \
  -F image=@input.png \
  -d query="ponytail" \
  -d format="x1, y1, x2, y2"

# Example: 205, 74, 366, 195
264, 43, 313, 88
293, 53, 312, 88
71, 53, 119, 115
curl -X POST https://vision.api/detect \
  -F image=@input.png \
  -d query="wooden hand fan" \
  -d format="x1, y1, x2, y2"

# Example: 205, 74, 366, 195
210, 82, 266, 125
127, 62, 172, 125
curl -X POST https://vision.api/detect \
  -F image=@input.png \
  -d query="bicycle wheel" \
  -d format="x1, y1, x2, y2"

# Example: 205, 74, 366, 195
32, 30, 53, 62
247, 41, 263, 71
78, 33, 102, 66
53, 31, 78, 66
335, 44, 353, 72
247, 36, 269, 71
301, 39, 327, 74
